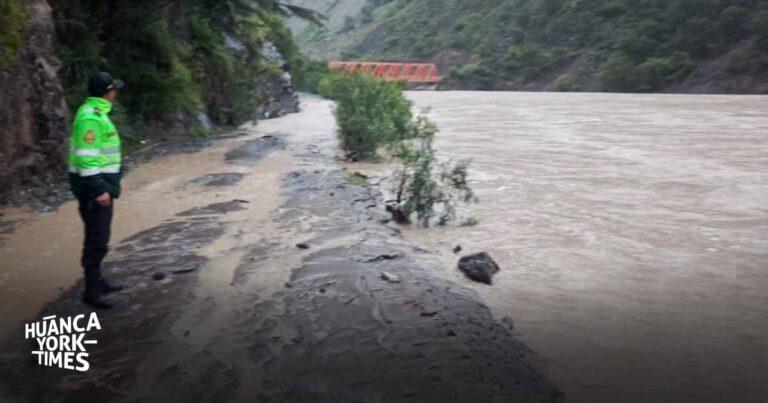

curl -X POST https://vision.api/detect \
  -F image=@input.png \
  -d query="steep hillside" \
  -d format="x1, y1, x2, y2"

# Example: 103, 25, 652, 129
291, 0, 768, 93
0, 0, 307, 203
286, 0, 368, 58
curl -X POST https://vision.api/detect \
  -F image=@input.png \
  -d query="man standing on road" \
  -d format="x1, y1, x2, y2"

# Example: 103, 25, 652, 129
68, 71, 125, 309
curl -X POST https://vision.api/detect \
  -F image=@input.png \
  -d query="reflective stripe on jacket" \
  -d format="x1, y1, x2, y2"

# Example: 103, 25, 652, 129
68, 97, 122, 199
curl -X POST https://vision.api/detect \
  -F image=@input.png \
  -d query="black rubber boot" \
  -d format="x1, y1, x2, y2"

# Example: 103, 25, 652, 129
83, 273, 113, 309
99, 276, 123, 293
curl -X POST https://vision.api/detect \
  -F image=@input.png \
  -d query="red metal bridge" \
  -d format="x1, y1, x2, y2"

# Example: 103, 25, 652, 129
328, 61, 442, 84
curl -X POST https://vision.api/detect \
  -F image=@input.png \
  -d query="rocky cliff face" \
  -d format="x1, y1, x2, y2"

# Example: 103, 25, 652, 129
0, 0, 67, 202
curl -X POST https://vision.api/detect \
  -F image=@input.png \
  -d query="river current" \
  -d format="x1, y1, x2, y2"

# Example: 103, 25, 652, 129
399, 91, 768, 402
1, 91, 765, 401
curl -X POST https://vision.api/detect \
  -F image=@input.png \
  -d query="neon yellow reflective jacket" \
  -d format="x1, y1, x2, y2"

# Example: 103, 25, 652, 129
68, 97, 122, 199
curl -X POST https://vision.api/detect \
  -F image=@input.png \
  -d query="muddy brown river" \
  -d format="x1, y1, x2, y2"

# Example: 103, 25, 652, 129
399, 91, 768, 402
0, 92, 766, 402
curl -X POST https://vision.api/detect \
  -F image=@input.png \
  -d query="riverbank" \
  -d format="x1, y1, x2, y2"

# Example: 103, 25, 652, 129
0, 94, 559, 401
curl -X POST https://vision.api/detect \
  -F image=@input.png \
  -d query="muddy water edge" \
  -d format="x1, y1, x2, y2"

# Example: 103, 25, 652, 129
0, 94, 559, 401
393, 91, 768, 403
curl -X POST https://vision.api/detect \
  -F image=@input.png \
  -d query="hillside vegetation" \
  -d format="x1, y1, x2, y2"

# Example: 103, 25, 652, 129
50, 0, 310, 144
0, 0, 315, 202
292, 0, 768, 93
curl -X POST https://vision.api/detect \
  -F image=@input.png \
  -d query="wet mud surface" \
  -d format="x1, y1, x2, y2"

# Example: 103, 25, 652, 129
189, 173, 245, 188
0, 133, 239, 234
224, 134, 286, 165
0, 95, 558, 402
0, 217, 19, 235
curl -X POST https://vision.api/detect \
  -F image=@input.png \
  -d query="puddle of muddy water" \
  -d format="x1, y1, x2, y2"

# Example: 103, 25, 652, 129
0, 123, 289, 339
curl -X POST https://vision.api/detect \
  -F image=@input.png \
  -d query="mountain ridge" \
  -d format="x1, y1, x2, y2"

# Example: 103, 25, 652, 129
289, 0, 768, 94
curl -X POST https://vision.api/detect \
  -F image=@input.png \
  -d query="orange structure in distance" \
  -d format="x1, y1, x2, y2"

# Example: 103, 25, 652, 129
328, 61, 442, 84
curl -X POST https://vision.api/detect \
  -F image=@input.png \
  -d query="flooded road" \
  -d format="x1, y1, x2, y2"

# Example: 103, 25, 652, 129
0, 125, 290, 339
401, 91, 768, 402
0, 95, 557, 402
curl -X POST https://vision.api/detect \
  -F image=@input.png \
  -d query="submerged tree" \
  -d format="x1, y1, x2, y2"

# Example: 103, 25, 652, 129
388, 115, 475, 226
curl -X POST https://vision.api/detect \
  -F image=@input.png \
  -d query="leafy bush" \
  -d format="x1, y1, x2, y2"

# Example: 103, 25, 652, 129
0, 0, 25, 69
319, 72, 412, 160
754, 11, 768, 52
446, 63, 494, 90
727, 47, 751, 74
599, 54, 637, 92
389, 116, 475, 226
600, 52, 696, 92
616, 30, 657, 61
293, 57, 330, 93
633, 55, 697, 92
720, 6, 751, 40
316, 70, 476, 226
554, 74, 579, 91
506, 44, 571, 80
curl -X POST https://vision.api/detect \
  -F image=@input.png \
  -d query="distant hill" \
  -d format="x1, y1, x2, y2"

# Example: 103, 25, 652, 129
288, 0, 768, 93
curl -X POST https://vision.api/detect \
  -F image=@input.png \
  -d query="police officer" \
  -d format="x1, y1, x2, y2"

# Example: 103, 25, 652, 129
68, 71, 125, 309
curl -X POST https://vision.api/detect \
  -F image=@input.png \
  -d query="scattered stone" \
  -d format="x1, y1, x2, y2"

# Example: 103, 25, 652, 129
420, 311, 438, 317
391, 209, 409, 224
172, 266, 198, 275
457, 252, 500, 285
446, 329, 457, 337
190, 173, 244, 187
501, 316, 515, 330
453, 245, 462, 254
152, 272, 166, 281
380, 271, 401, 283
317, 280, 336, 294
296, 243, 310, 250
364, 253, 402, 263
177, 200, 247, 216
225, 136, 284, 165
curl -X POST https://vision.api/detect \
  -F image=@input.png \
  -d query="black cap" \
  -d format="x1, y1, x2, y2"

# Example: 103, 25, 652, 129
87, 71, 125, 97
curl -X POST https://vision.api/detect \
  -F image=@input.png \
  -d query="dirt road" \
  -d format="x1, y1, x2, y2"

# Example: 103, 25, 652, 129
0, 95, 558, 402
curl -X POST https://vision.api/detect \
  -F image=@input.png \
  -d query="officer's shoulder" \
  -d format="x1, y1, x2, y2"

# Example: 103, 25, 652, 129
76, 104, 105, 118
75, 112, 105, 132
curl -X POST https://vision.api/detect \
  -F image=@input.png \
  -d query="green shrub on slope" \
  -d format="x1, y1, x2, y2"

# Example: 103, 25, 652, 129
319, 72, 412, 160
0, 0, 25, 69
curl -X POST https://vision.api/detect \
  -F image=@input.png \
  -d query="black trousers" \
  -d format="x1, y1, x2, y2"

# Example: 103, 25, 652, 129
77, 196, 113, 275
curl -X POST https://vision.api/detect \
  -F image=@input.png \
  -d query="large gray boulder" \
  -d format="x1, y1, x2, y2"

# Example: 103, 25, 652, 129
458, 252, 500, 285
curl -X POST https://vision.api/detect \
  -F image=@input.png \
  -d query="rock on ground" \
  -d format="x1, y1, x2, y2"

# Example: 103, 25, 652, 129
458, 252, 501, 285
